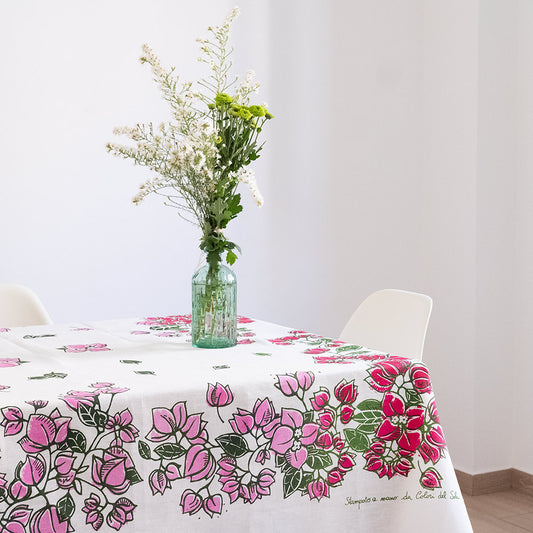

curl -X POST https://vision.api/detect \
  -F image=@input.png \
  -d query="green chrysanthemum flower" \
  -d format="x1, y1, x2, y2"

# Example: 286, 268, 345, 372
248, 105, 267, 117
215, 93, 233, 106
265, 111, 274, 119
238, 108, 252, 120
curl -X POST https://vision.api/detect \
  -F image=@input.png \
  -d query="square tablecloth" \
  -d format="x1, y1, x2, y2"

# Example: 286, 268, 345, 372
0, 315, 472, 532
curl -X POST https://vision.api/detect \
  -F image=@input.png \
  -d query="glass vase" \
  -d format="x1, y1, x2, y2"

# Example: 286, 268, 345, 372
191, 262, 237, 348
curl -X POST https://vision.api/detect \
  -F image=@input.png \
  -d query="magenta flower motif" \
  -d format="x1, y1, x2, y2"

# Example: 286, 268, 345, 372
316, 431, 334, 450
420, 425, 447, 463
270, 408, 319, 469
61, 390, 98, 411
420, 468, 443, 489
340, 404, 355, 424
105, 409, 139, 443
310, 388, 330, 411
296, 371, 315, 391
252, 398, 276, 429
367, 358, 410, 392
146, 402, 206, 443
318, 408, 335, 431
229, 409, 254, 434
304, 348, 329, 355
1, 406, 24, 436
237, 338, 254, 344
55, 452, 76, 489
0, 358, 21, 368
338, 453, 356, 472
184, 444, 215, 481
206, 383, 234, 407
92, 448, 131, 495
18, 411, 70, 453
149, 469, 170, 496
82, 493, 104, 531
334, 379, 358, 404
410, 364, 432, 394
106, 498, 136, 531
91, 382, 114, 388
0, 328, 10, 332
0, 385, 10, 391
29, 505, 72, 533
9, 480, 29, 500
180, 489, 203, 515
308, 479, 329, 501
237, 316, 254, 324
203, 494, 223, 517
376, 393, 424, 455
327, 467, 344, 486
88, 343, 111, 352
364, 439, 413, 479
275, 374, 299, 396
19, 456, 46, 486
2, 505, 31, 532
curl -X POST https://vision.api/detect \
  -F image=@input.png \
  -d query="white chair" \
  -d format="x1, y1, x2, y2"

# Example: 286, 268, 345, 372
339, 289, 432, 359
0, 284, 52, 327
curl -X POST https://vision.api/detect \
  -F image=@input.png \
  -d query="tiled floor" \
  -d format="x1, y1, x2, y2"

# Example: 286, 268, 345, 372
464, 490, 533, 532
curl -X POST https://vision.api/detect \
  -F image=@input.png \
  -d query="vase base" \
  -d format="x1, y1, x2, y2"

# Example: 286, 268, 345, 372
193, 337, 237, 349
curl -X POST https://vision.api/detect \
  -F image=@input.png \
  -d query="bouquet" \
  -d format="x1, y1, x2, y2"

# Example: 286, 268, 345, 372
107, 7, 272, 273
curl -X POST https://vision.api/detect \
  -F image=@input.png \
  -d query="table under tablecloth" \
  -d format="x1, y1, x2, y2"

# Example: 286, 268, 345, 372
0, 315, 472, 532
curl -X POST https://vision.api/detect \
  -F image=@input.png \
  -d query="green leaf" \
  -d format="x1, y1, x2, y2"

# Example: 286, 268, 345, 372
57, 493, 75, 522
302, 411, 315, 424
66, 429, 87, 453
120, 359, 142, 364
357, 399, 382, 411
216, 433, 250, 458
226, 250, 238, 265
305, 447, 333, 470
138, 440, 152, 460
336, 344, 364, 353
77, 404, 97, 427
344, 428, 371, 452
153, 443, 187, 460
405, 389, 423, 407
125, 467, 143, 485
283, 467, 304, 498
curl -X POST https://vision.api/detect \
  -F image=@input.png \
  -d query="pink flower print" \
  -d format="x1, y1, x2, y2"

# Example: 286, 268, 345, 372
318, 408, 335, 431
206, 383, 234, 407
55, 452, 76, 490
427, 398, 440, 424
0, 327, 10, 332
304, 348, 329, 355
275, 374, 299, 396
338, 453, 356, 472
149, 468, 170, 496
334, 379, 358, 404
270, 408, 319, 469
327, 467, 344, 486
91, 382, 114, 388
237, 338, 254, 344
409, 364, 432, 394
63, 344, 89, 353
419, 425, 446, 463
146, 402, 188, 442
367, 358, 411, 392
25, 400, 48, 410
229, 409, 254, 434
376, 393, 424, 455
308, 479, 329, 501
105, 409, 139, 443
239, 331, 256, 337
237, 316, 254, 324
0, 358, 21, 368
18, 412, 70, 453
255, 448, 271, 465
203, 494, 223, 517
1, 406, 24, 436
19, 456, 46, 486
91, 449, 131, 495
310, 388, 330, 411
316, 431, 334, 450
9, 480, 29, 500
180, 489, 203, 515
252, 398, 276, 429
3, 504, 32, 532
332, 435, 345, 452
130, 330, 150, 335
106, 498, 136, 531
88, 343, 111, 352
296, 371, 315, 391
0, 473, 7, 494
420, 468, 443, 489
29, 505, 72, 533
0, 385, 10, 391
184, 444, 215, 482
61, 390, 98, 411
82, 493, 104, 531
340, 404, 355, 424
256, 468, 276, 498
364, 439, 414, 479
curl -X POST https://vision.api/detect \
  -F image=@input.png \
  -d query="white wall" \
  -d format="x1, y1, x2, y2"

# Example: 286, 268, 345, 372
1, 0, 531, 475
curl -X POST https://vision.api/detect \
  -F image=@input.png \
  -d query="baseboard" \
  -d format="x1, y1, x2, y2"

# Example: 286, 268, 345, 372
455, 468, 533, 497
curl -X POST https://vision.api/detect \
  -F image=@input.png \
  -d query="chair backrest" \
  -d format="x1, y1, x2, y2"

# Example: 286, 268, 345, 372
339, 289, 432, 359
0, 284, 52, 327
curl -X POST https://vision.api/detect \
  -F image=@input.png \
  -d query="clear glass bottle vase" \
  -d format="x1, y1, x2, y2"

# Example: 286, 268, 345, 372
191, 262, 237, 348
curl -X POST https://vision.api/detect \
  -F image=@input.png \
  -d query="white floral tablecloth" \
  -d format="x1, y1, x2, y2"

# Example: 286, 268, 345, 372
0, 315, 472, 532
